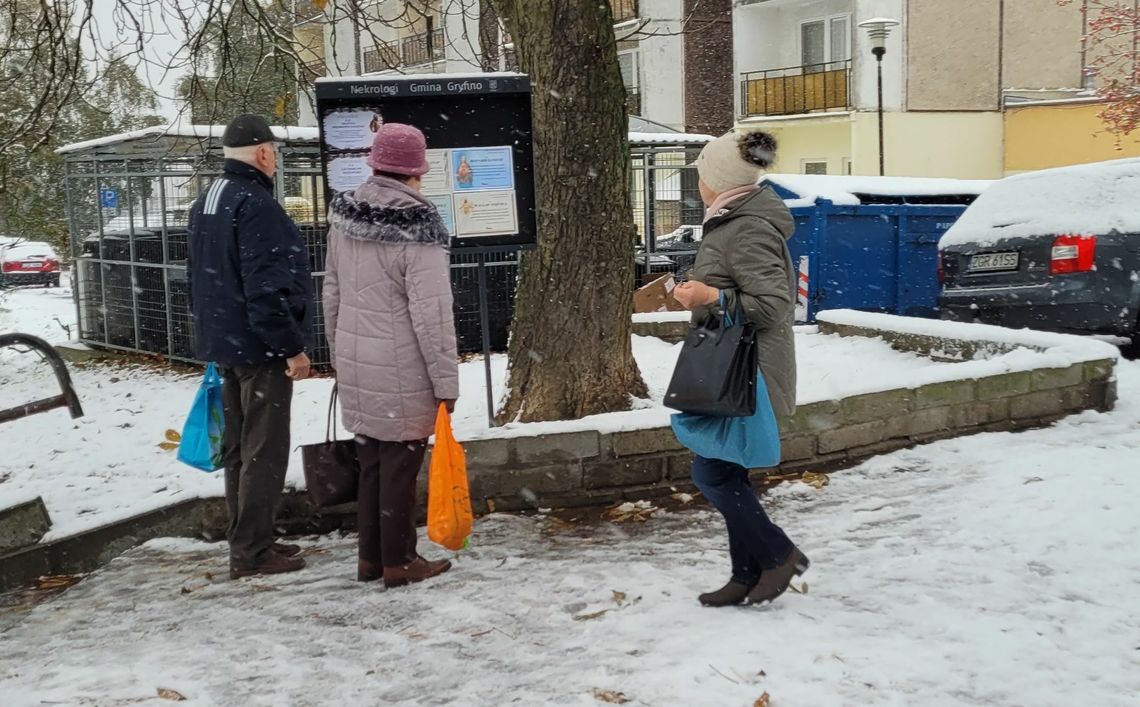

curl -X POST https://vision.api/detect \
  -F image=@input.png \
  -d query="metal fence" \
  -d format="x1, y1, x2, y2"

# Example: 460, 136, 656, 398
61, 132, 703, 364
630, 144, 703, 285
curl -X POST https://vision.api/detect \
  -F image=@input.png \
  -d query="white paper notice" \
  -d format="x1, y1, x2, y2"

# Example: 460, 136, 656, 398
326, 155, 372, 193
421, 149, 451, 195
323, 110, 383, 150
453, 191, 518, 237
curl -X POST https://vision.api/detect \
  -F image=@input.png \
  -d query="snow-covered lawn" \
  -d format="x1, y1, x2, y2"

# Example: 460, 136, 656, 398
2, 362, 1138, 705
0, 277, 1060, 542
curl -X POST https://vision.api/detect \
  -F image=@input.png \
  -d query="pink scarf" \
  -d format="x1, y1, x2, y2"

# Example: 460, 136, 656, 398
704, 185, 760, 223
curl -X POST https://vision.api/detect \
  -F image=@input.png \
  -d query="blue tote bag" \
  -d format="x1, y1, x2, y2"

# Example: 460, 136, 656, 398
177, 363, 225, 472
671, 304, 781, 469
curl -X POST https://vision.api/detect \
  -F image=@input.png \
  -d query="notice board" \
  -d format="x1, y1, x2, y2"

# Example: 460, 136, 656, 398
314, 74, 536, 248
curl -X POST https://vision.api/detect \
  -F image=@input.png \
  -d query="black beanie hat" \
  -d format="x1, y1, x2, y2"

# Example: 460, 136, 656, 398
221, 114, 276, 148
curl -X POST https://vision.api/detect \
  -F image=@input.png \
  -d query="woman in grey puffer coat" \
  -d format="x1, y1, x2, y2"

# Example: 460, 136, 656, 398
672, 130, 809, 608
323, 123, 457, 589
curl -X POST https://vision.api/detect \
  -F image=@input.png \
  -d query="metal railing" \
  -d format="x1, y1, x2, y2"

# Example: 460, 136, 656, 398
363, 28, 445, 73
740, 60, 852, 117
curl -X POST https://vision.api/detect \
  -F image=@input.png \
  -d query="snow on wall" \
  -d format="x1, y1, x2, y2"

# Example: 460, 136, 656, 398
817, 309, 1120, 366
939, 158, 1140, 249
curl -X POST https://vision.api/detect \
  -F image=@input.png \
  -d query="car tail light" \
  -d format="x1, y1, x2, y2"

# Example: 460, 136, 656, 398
44, 258, 59, 272
1051, 235, 1096, 275
1, 261, 17, 273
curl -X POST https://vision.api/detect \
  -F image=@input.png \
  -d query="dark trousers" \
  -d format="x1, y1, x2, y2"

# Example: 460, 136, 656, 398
220, 361, 293, 569
356, 436, 428, 568
691, 455, 794, 584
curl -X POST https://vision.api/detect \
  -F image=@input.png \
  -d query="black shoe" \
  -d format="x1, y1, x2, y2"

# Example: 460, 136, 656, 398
699, 579, 755, 607
746, 547, 810, 606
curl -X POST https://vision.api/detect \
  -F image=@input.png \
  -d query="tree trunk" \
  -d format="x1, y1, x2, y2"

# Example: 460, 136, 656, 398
490, 0, 648, 423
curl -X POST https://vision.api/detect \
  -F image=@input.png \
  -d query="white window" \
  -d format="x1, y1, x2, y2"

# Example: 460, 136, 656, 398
801, 14, 851, 68
802, 160, 828, 175
618, 50, 640, 90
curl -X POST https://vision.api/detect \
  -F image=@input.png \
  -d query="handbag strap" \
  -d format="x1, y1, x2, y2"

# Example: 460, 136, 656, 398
719, 291, 746, 328
326, 384, 340, 443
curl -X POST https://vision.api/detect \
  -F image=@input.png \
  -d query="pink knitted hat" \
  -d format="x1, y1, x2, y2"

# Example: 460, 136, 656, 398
367, 123, 430, 176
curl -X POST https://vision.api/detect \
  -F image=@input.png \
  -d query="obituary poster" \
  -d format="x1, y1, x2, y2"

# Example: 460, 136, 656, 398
428, 194, 456, 235
421, 149, 452, 195
322, 108, 383, 151
326, 154, 372, 193
453, 191, 519, 237
451, 147, 514, 191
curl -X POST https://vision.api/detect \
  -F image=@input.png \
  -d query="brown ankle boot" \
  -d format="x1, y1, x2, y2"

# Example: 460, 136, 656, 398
746, 547, 810, 606
699, 579, 755, 607
273, 541, 302, 557
383, 556, 452, 588
230, 551, 306, 580
358, 559, 383, 583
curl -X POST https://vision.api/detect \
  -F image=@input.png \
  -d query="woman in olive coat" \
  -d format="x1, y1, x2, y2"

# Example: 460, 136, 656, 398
672, 130, 810, 607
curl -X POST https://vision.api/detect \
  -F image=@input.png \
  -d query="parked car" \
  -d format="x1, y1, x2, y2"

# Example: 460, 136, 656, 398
0, 241, 62, 288
939, 158, 1140, 345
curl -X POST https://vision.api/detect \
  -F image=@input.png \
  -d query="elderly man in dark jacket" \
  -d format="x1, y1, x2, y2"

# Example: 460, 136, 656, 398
187, 114, 313, 580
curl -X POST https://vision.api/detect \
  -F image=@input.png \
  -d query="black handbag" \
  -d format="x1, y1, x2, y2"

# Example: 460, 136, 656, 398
301, 385, 359, 507
664, 294, 757, 417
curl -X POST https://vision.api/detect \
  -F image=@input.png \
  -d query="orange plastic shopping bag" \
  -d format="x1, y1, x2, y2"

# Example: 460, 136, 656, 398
427, 404, 473, 550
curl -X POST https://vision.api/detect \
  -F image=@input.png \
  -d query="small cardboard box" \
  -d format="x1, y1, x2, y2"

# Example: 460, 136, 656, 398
633, 273, 687, 313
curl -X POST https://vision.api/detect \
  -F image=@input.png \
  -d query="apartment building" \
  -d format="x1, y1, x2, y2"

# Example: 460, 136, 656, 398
299, 0, 738, 135
733, 0, 1140, 178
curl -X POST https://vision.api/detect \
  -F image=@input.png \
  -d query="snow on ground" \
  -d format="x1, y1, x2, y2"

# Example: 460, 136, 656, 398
2, 364, 1139, 705
0, 281, 1117, 541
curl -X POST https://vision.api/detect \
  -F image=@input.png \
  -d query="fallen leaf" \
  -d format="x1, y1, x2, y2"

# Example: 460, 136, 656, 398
34, 575, 81, 591
158, 441, 179, 452
801, 471, 830, 489
753, 692, 771, 707
612, 590, 627, 604
164, 429, 182, 443
157, 688, 187, 701
573, 609, 609, 622
486, 498, 497, 513
592, 688, 631, 704
1024, 476, 1044, 485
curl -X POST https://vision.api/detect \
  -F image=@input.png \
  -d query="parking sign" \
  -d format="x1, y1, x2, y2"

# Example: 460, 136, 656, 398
100, 188, 118, 209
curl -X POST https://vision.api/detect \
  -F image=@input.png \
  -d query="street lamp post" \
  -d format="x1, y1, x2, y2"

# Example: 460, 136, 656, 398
858, 18, 900, 176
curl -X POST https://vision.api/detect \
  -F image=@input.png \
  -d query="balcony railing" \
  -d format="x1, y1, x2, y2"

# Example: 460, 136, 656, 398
740, 60, 852, 118
612, 0, 638, 22
363, 28, 445, 73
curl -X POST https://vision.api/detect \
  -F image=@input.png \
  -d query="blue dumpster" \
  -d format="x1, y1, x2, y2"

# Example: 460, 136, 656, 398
766, 175, 992, 322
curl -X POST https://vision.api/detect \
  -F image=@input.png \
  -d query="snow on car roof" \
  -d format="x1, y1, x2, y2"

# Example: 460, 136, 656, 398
2, 241, 56, 258
767, 174, 993, 207
939, 158, 1140, 249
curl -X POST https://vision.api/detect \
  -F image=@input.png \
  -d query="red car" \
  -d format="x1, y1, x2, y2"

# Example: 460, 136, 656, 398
0, 241, 62, 288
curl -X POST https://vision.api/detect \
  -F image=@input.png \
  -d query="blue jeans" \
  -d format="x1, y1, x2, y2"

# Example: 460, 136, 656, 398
691, 455, 794, 584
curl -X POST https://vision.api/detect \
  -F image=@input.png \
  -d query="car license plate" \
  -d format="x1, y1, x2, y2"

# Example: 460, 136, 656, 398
22, 261, 43, 270
969, 252, 1019, 272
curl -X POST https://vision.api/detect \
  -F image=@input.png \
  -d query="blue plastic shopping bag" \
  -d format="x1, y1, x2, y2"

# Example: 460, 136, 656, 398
671, 368, 782, 469
177, 363, 225, 472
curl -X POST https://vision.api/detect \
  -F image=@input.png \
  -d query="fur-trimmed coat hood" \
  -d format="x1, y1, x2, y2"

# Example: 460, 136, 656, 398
328, 176, 450, 247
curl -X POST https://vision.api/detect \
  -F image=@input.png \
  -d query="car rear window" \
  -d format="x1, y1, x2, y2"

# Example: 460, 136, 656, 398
3, 243, 56, 260
940, 158, 1140, 249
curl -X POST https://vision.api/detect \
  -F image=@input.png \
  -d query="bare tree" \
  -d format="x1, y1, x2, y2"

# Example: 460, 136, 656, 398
1060, 0, 1140, 135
